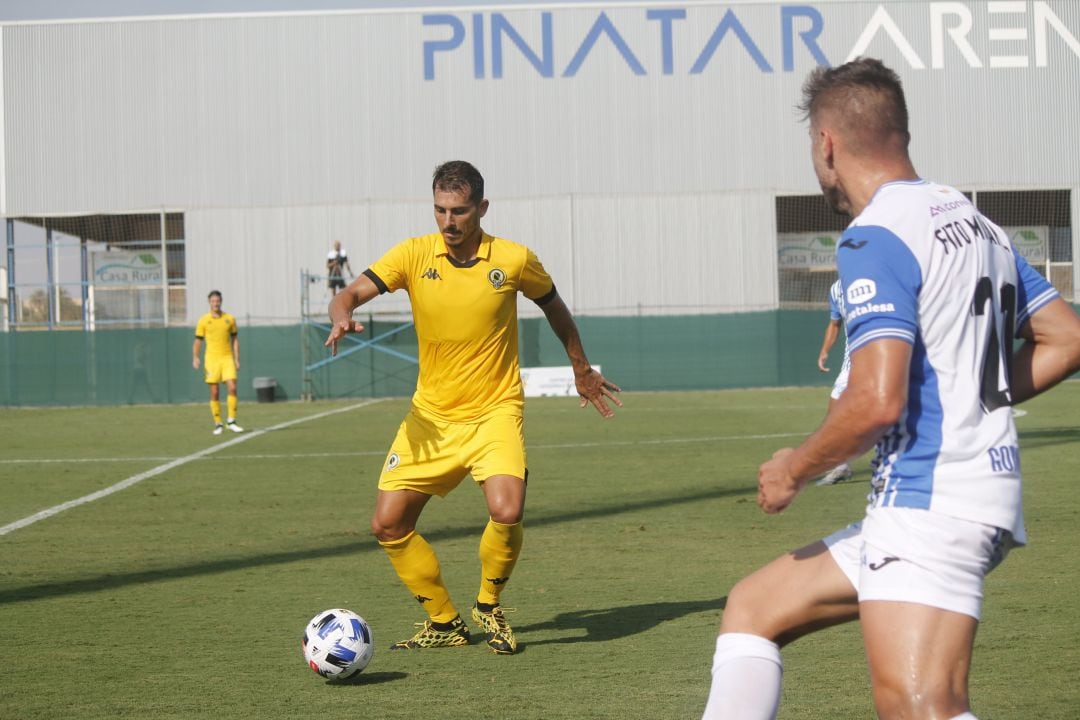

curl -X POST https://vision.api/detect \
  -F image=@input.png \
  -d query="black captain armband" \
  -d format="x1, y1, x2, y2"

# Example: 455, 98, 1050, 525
531, 285, 558, 306
362, 268, 389, 294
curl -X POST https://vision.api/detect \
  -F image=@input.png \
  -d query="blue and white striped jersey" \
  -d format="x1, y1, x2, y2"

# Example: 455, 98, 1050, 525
828, 279, 851, 379
837, 180, 1058, 542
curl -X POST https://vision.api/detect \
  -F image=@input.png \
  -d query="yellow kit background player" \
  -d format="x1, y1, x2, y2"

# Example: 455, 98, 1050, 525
193, 290, 244, 436
325, 160, 621, 654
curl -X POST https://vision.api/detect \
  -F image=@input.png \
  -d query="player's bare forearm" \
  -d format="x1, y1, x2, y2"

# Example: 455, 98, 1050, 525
760, 406, 888, 514
540, 294, 622, 417
329, 273, 378, 323
819, 322, 839, 355
327, 286, 358, 326
776, 339, 909, 492
540, 295, 589, 371
324, 273, 378, 354
818, 322, 840, 371
1011, 299, 1080, 404
787, 387, 891, 482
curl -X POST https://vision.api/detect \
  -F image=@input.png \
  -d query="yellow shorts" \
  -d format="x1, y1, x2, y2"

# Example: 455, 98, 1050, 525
203, 355, 237, 384
378, 409, 527, 496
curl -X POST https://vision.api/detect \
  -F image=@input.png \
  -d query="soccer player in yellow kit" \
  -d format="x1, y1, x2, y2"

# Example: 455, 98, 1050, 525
193, 290, 244, 436
325, 161, 621, 654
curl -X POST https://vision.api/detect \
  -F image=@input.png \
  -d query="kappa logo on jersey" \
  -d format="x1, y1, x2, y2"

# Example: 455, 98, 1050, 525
386, 453, 400, 471
846, 278, 877, 305
422, 267, 442, 280
488, 268, 506, 289
840, 239, 868, 250
415, 594, 432, 604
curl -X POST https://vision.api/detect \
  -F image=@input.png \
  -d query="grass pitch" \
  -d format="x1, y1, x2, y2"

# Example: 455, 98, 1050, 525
2, 385, 1078, 718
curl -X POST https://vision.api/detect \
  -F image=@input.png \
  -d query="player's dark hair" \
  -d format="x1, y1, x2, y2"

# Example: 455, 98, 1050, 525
798, 57, 910, 151
432, 160, 484, 205
208, 290, 222, 299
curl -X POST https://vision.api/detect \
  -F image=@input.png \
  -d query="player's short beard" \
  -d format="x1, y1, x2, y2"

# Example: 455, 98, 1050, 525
822, 183, 851, 217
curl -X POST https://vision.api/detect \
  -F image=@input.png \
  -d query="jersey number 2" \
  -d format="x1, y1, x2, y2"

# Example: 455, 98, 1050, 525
972, 277, 1016, 413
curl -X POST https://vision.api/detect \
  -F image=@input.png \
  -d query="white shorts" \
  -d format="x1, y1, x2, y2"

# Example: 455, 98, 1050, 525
824, 507, 1014, 620
830, 365, 849, 400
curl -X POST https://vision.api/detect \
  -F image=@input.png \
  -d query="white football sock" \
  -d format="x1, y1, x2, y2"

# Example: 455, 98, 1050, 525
702, 632, 783, 720
949, 714, 978, 719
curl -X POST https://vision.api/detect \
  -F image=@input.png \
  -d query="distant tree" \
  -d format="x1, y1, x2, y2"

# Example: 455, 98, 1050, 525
20, 287, 83, 325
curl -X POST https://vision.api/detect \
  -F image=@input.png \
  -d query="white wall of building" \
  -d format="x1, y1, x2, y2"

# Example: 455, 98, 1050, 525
2, 1, 1078, 323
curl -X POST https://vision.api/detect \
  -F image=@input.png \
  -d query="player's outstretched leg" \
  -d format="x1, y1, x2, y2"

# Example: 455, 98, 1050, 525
704, 539, 859, 718
381, 530, 470, 650
702, 633, 783, 719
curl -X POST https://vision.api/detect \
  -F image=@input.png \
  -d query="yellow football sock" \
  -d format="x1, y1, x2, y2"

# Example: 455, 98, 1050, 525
380, 531, 458, 623
227, 395, 238, 421
210, 400, 222, 424
477, 519, 523, 606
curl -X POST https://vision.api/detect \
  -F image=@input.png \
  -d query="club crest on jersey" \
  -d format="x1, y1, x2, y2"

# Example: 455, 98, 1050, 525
488, 268, 506, 289
846, 278, 877, 305
386, 453, 400, 471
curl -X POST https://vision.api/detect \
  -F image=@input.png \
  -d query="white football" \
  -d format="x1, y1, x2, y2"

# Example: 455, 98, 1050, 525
302, 608, 374, 680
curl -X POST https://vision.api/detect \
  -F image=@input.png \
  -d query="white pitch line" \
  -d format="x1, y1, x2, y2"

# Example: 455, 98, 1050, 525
0, 431, 809, 466
0, 399, 386, 536
0, 456, 181, 464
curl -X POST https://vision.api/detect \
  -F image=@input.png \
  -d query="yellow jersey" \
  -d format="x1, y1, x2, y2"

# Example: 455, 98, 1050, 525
195, 312, 238, 358
366, 232, 555, 422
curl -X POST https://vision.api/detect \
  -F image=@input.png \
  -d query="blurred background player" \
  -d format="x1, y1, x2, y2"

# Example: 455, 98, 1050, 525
325, 160, 621, 655
192, 290, 244, 435
702, 58, 1080, 720
814, 278, 853, 485
326, 240, 353, 296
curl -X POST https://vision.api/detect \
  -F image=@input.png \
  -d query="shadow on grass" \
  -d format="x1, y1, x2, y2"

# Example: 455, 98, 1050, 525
0, 484, 755, 605
325, 671, 408, 687
1016, 426, 1080, 450
516, 596, 727, 647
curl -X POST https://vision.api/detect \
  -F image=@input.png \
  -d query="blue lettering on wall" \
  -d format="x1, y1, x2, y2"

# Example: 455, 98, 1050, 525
646, 8, 686, 76
492, 12, 554, 78
422, 5, 833, 80
691, 9, 772, 73
423, 14, 465, 81
563, 12, 646, 77
782, 6, 829, 71
473, 14, 485, 78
